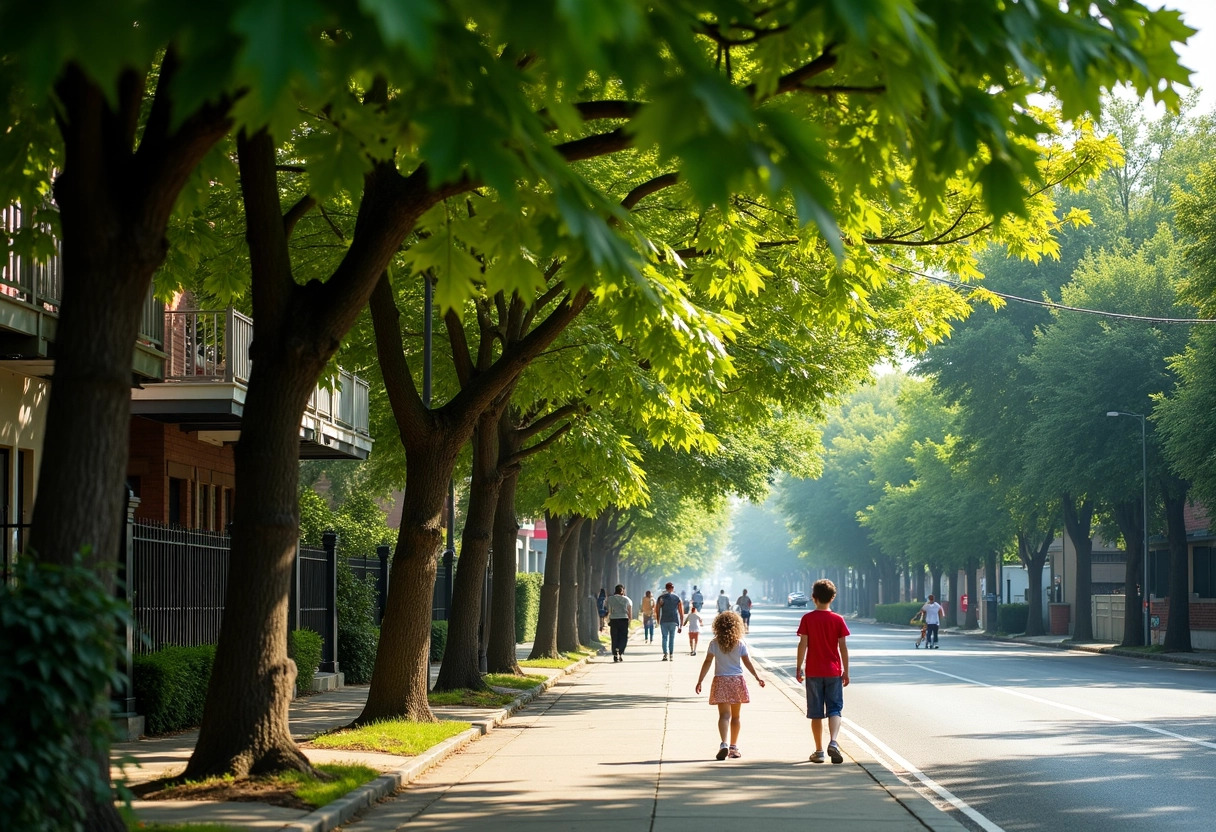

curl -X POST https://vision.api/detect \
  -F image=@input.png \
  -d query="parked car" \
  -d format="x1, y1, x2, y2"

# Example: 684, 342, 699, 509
787, 592, 808, 607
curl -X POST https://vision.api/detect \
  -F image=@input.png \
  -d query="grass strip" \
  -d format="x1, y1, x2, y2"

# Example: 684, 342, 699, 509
281, 763, 378, 808
483, 673, 546, 690
519, 651, 585, 669
310, 718, 472, 756
428, 688, 517, 707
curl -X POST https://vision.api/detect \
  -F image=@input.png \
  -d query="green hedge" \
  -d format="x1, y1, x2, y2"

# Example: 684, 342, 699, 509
288, 629, 323, 696
338, 558, 379, 684
874, 602, 927, 626
132, 644, 216, 736
430, 621, 448, 662
0, 556, 131, 831
515, 572, 543, 643
998, 603, 1030, 634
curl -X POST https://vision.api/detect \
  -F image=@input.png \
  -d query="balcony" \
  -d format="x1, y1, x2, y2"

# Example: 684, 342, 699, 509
0, 204, 165, 380
131, 308, 372, 460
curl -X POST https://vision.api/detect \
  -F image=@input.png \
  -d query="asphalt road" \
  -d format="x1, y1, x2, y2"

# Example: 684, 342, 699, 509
740, 604, 1216, 832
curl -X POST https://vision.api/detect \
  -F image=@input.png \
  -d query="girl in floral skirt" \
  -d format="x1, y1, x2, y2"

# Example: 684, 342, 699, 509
694, 610, 765, 759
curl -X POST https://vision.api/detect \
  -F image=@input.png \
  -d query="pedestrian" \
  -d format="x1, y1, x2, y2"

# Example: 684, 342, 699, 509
655, 581, 684, 661
735, 588, 753, 632
640, 589, 655, 643
695, 610, 765, 760
919, 594, 945, 649
686, 603, 703, 655
605, 584, 633, 662
596, 588, 608, 632
795, 578, 850, 764
715, 589, 730, 614
691, 585, 704, 609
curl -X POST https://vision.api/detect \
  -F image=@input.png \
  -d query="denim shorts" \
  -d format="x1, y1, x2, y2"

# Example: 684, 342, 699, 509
804, 676, 844, 719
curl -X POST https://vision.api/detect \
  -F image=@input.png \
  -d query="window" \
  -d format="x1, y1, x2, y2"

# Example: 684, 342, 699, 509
168, 477, 184, 526
1194, 547, 1216, 599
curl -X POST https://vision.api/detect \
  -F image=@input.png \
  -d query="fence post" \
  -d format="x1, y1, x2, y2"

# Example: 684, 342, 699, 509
113, 486, 143, 740
321, 530, 339, 673
288, 538, 300, 634
376, 544, 390, 626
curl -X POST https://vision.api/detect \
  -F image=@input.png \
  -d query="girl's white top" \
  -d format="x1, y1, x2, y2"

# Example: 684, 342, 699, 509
707, 637, 748, 676
687, 611, 702, 632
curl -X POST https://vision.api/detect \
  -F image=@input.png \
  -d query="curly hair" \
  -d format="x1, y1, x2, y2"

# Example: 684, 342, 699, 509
712, 610, 744, 652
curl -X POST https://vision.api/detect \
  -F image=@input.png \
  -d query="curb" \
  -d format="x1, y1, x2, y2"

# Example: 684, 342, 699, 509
285, 653, 594, 832
753, 654, 968, 832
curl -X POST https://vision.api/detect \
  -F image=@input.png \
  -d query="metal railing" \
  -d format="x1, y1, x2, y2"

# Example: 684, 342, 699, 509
164, 308, 253, 383
3, 203, 164, 350
131, 522, 231, 652
308, 369, 372, 435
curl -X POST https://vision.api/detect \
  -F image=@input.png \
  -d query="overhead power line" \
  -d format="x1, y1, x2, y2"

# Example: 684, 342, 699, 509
894, 266, 1216, 325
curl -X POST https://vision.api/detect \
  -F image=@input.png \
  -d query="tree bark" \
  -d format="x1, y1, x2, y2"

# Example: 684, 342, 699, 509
487, 463, 523, 674
529, 510, 569, 660
578, 521, 600, 647
1162, 485, 1192, 652
1062, 494, 1095, 641
964, 558, 979, 629
558, 516, 584, 653
985, 549, 999, 634
1019, 530, 1052, 637
1112, 499, 1146, 647
34, 63, 231, 822
435, 408, 503, 691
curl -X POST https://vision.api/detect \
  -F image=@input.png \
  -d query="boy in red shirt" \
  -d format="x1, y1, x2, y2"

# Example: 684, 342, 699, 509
795, 578, 850, 764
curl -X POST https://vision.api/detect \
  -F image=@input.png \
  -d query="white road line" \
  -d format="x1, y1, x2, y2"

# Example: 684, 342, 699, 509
842, 718, 1006, 832
756, 654, 1006, 832
904, 661, 1216, 751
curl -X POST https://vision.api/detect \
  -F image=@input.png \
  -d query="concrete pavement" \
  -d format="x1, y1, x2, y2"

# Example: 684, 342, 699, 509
337, 632, 965, 832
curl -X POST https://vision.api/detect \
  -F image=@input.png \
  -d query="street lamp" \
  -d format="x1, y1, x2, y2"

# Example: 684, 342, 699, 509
1106, 411, 1150, 646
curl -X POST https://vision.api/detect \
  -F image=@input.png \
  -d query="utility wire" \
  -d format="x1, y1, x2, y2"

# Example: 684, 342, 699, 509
893, 266, 1216, 325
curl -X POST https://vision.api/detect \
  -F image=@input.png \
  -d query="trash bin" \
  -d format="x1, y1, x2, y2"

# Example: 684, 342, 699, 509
1049, 602, 1071, 636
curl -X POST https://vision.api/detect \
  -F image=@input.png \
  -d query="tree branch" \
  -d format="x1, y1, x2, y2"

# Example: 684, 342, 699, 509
505, 421, 572, 467
445, 305, 475, 386
283, 195, 317, 239
519, 403, 581, 441
622, 172, 680, 210
369, 271, 430, 438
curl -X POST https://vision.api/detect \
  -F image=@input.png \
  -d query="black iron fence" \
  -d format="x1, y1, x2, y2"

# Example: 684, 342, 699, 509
131, 522, 230, 651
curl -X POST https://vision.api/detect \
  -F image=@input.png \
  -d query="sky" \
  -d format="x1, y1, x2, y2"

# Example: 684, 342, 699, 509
1168, 0, 1216, 113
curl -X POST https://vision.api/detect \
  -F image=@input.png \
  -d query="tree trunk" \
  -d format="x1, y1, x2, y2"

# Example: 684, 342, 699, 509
578, 522, 599, 647
964, 558, 979, 629
558, 517, 583, 653
186, 363, 319, 777
1162, 486, 1192, 652
1112, 500, 1146, 647
33, 66, 230, 825
1063, 494, 1095, 641
434, 410, 503, 691
529, 511, 568, 660
1020, 531, 1051, 637
487, 465, 523, 674
985, 550, 999, 634
357, 444, 456, 723
878, 555, 898, 605
913, 564, 925, 603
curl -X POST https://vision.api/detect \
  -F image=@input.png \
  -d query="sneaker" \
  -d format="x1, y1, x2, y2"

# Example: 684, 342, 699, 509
662, 654, 669, 661
690, 650, 695, 656
827, 742, 843, 764
728, 746, 741, 759
809, 750, 826, 763
612, 650, 619, 662
715, 745, 729, 761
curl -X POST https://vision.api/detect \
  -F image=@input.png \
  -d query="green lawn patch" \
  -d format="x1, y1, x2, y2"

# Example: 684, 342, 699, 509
428, 688, 517, 707
484, 673, 546, 690
124, 763, 376, 813
309, 719, 472, 756
520, 651, 584, 669
1112, 644, 1168, 654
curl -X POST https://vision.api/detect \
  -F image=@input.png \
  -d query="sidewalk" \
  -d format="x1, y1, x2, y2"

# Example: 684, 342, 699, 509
113, 644, 581, 830
335, 633, 963, 832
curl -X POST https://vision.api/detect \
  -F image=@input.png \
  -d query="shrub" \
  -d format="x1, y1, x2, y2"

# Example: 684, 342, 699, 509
0, 556, 130, 831
337, 558, 379, 684
132, 644, 216, 735
874, 602, 927, 626
430, 620, 448, 662
288, 629, 323, 696
998, 603, 1030, 634
515, 572, 543, 643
